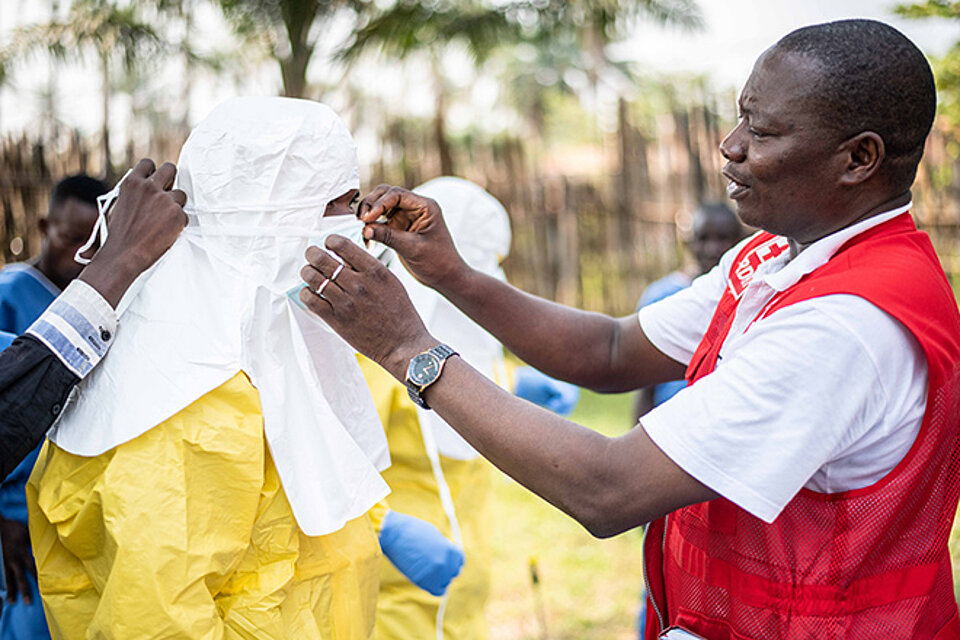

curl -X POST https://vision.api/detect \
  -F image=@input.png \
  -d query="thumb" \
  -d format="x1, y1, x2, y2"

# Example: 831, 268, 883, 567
364, 222, 419, 257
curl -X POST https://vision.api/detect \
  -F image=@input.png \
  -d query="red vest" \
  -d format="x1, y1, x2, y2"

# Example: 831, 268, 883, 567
643, 214, 960, 640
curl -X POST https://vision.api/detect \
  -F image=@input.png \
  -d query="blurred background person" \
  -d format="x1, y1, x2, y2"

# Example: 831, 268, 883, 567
633, 202, 743, 422
630, 201, 741, 639
0, 174, 106, 640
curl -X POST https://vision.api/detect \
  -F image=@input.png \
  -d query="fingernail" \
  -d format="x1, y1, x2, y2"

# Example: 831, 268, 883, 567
363, 227, 373, 240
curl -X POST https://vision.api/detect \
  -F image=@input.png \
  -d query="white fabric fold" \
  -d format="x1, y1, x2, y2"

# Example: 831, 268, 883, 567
49, 96, 390, 536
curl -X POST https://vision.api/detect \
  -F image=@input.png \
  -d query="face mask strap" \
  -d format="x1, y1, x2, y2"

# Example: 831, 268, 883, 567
74, 168, 134, 265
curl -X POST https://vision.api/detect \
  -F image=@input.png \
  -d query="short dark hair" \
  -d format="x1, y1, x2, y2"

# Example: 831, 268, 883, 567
49, 174, 108, 215
775, 19, 936, 191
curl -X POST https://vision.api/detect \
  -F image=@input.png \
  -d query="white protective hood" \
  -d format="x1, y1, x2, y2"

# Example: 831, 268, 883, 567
49, 97, 391, 536
395, 177, 511, 460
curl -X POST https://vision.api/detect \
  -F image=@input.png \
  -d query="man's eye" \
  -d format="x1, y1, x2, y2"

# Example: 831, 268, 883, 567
749, 128, 767, 138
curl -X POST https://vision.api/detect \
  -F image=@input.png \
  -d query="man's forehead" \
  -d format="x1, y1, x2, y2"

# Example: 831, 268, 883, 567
740, 49, 823, 118
50, 197, 98, 225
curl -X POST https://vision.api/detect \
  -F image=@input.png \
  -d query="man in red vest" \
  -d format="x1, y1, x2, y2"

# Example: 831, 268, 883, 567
300, 19, 960, 639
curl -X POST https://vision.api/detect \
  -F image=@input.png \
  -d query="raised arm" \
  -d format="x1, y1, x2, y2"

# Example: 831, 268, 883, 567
357, 185, 684, 392
0, 159, 187, 476
298, 238, 715, 536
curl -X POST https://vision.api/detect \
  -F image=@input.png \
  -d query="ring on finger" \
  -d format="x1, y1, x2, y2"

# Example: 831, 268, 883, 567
316, 278, 332, 299
330, 263, 344, 283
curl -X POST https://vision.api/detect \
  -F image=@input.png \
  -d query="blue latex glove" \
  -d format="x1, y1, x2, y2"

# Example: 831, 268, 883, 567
379, 510, 464, 596
513, 367, 581, 416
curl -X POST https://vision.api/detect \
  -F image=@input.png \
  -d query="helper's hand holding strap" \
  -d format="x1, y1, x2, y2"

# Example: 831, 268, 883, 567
379, 509, 464, 596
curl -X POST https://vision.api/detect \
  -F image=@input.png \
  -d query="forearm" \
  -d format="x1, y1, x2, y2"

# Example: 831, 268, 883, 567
0, 336, 78, 479
411, 356, 688, 537
434, 267, 662, 392
78, 250, 142, 310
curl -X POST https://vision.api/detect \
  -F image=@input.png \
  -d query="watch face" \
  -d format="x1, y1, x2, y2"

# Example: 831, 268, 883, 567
409, 353, 442, 385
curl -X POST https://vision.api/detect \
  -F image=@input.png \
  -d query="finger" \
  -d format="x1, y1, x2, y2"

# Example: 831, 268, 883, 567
304, 244, 347, 277
11, 565, 28, 604
18, 569, 31, 604
363, 222, 418, 256
358, 184, 393, 220
300, 263, 330, 293
325, 234, 380, 271
132, 158, 156, 179
299, 286, 333, 316
359, 187, 404, 223
170, 188, 187, 207
150, 162, 178, 190
4, 567, 16, 603
26, 554, 37, 581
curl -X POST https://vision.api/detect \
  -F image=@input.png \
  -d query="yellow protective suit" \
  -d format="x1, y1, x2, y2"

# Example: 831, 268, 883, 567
26, 372, 380, 640
360, 359, 493, 640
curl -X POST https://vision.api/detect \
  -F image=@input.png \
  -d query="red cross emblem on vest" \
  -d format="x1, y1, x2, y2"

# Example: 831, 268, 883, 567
728, 237, 790, 299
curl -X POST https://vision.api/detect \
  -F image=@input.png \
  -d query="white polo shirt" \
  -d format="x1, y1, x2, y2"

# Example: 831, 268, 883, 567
638, 204, 927, 523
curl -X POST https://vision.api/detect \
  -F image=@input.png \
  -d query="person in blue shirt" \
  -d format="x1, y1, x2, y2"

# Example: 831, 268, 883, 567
633, 203, 743, 421
0, 174, 106, 640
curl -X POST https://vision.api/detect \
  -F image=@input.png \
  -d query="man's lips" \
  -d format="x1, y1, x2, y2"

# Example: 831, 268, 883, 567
723, 168, 750, 200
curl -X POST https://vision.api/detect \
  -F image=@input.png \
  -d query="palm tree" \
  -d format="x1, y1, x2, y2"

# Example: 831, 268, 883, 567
528, 0, 702, 121
217, 0, 366, 99
339, 0, 524, 175
340, 0, 702, 175
1, 0, 164, 179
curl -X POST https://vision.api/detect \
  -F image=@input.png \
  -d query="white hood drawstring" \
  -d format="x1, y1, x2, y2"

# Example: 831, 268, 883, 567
74, 168, 133, 265
390, 177, 511, 640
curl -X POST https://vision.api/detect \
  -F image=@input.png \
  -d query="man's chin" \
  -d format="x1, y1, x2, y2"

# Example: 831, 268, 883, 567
732, 202, 761, 230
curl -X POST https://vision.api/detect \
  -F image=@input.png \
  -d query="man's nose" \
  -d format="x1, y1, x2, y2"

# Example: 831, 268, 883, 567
720, 123, 746, 162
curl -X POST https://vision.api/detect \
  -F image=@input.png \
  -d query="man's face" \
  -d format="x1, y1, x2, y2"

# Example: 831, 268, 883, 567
688, 211, 742, 274
324, 190, 359, 217
41, 198, 99, 285
720, 49, 849, 244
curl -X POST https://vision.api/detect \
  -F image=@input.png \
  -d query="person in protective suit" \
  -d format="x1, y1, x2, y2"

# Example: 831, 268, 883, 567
363, 177, 576, 639
26, 97, 392, 640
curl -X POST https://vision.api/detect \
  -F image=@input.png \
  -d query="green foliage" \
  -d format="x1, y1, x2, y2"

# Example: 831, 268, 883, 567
895, 1, 960, 126
894, 0, 960, 20
216, 0, 369, 96
340, 0, 521, 64
527, 0, 703, 41
1, 0, 164, 71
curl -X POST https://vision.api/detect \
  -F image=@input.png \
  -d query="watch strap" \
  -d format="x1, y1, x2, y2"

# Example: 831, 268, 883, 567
405, 344, 458, 410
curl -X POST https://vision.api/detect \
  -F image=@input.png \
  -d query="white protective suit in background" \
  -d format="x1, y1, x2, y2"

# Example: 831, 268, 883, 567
365, 176, 512, 640
28, 97, 389, 640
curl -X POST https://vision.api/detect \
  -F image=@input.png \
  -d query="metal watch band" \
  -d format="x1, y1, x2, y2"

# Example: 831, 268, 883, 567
405, 344, 458, 410
431, 344, 456, 360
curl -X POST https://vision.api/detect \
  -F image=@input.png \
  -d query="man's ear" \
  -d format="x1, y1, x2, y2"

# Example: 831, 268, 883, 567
839, 131, 884, 187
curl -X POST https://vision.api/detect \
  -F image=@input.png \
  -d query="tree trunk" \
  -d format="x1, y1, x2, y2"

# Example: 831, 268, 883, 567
181, 0, 193, 127
430, 56, 454, 176
433, 90, 454, 176
280, 48, 312, 98
100, 51, 112, 182
280, 1, 318, 99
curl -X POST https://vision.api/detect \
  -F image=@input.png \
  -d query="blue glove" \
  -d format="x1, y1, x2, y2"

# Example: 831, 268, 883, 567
379, 510, 464, 596
513, 367, 581, 416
